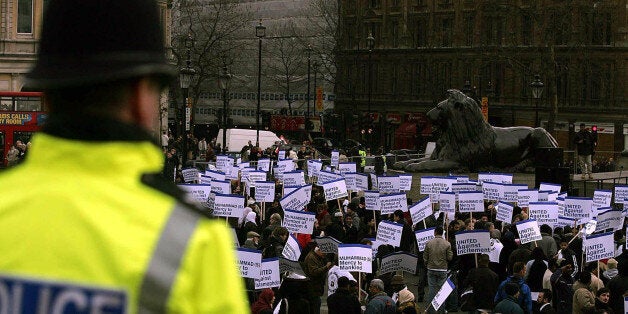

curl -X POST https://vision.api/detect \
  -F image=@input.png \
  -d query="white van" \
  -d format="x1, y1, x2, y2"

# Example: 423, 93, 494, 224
216, 128, 283, 152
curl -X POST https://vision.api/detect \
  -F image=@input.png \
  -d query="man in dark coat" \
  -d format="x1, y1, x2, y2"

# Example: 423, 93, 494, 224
494, 282, 524, 314
327, 276, 361, 314
574, 123, 595, 179
550, 259, 575, 314
302, 244, 333, 314
463, 254, 499, 311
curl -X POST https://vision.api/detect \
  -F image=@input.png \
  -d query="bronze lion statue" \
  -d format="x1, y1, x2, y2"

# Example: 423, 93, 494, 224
395, 89, 558, 172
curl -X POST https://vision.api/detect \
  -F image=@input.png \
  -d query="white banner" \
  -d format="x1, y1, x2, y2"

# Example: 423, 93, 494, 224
331, 150, 340, 168
518, 189, 538, 207
338, 162, 357, 174
415, 227, 435, 252
379, 252, 418, 275
431, 176, 456, 195
376, 221, 403, 247
378, 175, 400, 194
439, 192, 456, 213
528, 202, 559, 226
323, 178, 348, 201
283, 209, 317, 234
344, 172, 357, 191
538, 190, 550, 202
213, 193, 245, 218
564, 197, 593, 223
595, 209, 624, 232
338, 244, 373, 273
420, 176, 436, 195
205, 169, 226, 181
315, 236, 341, 254
364, 190, 380, 211
278, 150, 286, 160
307, 159, 323, 178
431, 278, 456, 311
257, 158, 271, 172
254, 258, 281, 289
210, 179, 232, 196
455, 230, 491, 255
237, 248, 262, 279
255, 181, 276, 203
280, 185, 310, 211
248, 170, 267, 183
539, 182, 562, 194
502, 184, 527, 203
556, 216, 577, 228
178, 184, 211, 208
458, 191, 485, 212
614, 185, 628, 205
482, 181, 503, 201
399, 174, 413, 191
275, 159, 295, 174
593, 190, 613, 209
478, 172, 512, 184
379, 192, 408, 215
354, 173, 369, 191
515, 219, 543, 244
452, 183, 478, 195
318, 170, 343, 184
283, 171, 305, 187
496, 202, 514, 224
182, 168, 199, 183
282, 235, 302, 261
409, 196, 431, 225
584, 232, 615, 263
216, 155, 233, 174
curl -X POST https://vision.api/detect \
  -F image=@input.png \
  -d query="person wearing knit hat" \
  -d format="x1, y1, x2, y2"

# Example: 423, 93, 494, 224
396, 289, 420, 314
602, 258, 618, 283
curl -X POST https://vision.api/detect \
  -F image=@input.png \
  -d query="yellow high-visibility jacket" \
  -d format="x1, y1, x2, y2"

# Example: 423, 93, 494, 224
0, 119, 248, 314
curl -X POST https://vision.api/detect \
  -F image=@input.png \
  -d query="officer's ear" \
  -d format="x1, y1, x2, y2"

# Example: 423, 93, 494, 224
129, 77, 161, 131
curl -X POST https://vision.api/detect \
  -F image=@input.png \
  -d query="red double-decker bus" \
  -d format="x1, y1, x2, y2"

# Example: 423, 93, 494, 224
0, 91, 46, 167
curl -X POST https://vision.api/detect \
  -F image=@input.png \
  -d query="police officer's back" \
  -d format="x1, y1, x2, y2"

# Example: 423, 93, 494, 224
0, 1, 248, 313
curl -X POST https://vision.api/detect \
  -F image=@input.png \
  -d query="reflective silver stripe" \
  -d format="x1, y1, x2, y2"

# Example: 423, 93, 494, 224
138, 203, 200, 313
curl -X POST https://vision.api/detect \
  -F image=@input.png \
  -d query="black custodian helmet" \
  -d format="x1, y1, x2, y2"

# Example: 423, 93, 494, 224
24, 0, 176, 89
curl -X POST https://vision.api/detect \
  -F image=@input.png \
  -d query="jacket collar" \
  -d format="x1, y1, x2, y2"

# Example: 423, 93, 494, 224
42, 114, 158, 144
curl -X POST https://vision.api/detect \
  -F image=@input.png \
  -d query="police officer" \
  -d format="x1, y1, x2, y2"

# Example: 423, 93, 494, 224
0, 1, 248, 313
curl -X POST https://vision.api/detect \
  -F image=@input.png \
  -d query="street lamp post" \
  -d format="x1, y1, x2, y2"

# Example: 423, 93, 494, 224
313, 60, 319, 117
255, 21, 266, 147
179, 34, 195, 164
219, 64, 232, 154
366, 33, 375, 151
306, 44, 312, 133
530, 74, 544, 128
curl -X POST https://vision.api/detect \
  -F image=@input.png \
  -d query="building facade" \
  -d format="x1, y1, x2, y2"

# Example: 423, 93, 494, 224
335, 0, 628, 153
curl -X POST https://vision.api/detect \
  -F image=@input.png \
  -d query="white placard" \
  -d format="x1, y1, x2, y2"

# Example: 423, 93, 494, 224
420, 176, 436, 195
379, 192, 408, 215
213, 194, 245, 218
478, 172, 513, 184
344, 172, 357, 191
275, 159, 295, 174
255, 181, 276, 203
528, 202, 559, 226
182, 168, 199, 183
257, 158, 271, 172
338, 162, 357, 174
439, 192, 456, 213
307, 159, 323, 178
237, 248, 262, 279
518, 189, 538, 207
328, 266, 356, 296
515, 219, 543, 244
482, 181, 503, 201
452, 183, 478, 195
593, 190, 613, 209
584, 232, 615, 263
178, 184, 211, 208
280, 185, 310, 211
458, 191, 485, 212
496, 202, 514, 224
556, 216, 577, 228
210, 179, 231, 195
315, 236, 341, 254
248, 170, 267, 183
283, 209, 317, 234
338, 244, 373, 273
538, 190, 550, 202
564, 196, 593, 223
376, 220, 404, 247
502, 184, 527, 203
614, 185, 628, 205
399, 174, 413, 191
318, 170, 343, 184
216, 155, 233, 174
279, 257, 306, 276
431, 279, 456, 311
282, 235, 302, 261
254, 258, 281, 289
323, 178, 348, 201
379, 252, 418, 275
331, 150, 340, 168
364, 190, 380, 211
431, 176, 456, 195
205, 169, 226, 181
455, 230, 491, 255
415, 227, 435, 252
199, 175, 212, 185
409, 196, 432, 225
595, 209, 624, 232
378, 175, 401, 194
539, 182, 562, 194
278, 150, 286, 160
354, 173, 369, 191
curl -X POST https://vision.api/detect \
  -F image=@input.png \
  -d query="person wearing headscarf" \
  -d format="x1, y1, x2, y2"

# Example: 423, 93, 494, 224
396, 288, 419, 314
251, 288, 275, 314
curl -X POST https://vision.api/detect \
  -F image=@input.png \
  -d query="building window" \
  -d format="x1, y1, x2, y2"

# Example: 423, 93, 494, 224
391, 20, 399, 48
464, 14, 474, 46
521, 14, 532, 46
18, 0, 33, 34
370, 0, 381, 9
415, 17, 427, 47
441, 17, 453, 47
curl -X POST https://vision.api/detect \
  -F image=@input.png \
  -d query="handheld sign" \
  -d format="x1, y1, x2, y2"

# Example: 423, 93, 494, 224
354, 173, 369, 191
376, 220, 404, 247
478, 172, 513, 184
379, 252, 418, 275
338, 162, 357, 174
278, 150, 286, 160
592, 190, 613, 209
455, 230, 491, 255
331, 150, 340, 168
328, 266, 356, 296
515, 219, 543, 244
283, 170, 305, 187
539, 182, 562, 194
216, 155, 232, 174
318, 170, 343, 185
236, 248, 262, 279
322, 178, 348, 201
178, 184, 211, 208
482, 181, 503, 201
518, 189, 538, 207
409, 196, 431, 225
248, 170, 267, 183
211, 179, 231, 195
378, 175, 401, 194
307, 159, 323, 178
315, 236, 341, 254
415, 227, 436, 252
613, 185, 628, 205
439, 192, 456, 214
431, 278, 455, 311
257, 158, 271, 172
182, 168, 199, 183
254, 258, 281, 289
282, 235, 302, 261
275, 159, 295, 174
379, 192, 408, 215
280, 185, 310, 211
254, 181, 276, 203
584, 232, 615, 263
502, 184, 527, 203
420, 176, 436, 195
564, 196, 593, 224
458, 191, 484, 212
279, 258, 305, 277
205, 169, 226, 181
338, 244, 373, 273
283, 209, 317, 234
399, 174, 413, 191
364, 190, 380, 211
528, 202, 559, 226
495, 202, 514, 224
213, 194, 245, 218
595, 209, 624, 232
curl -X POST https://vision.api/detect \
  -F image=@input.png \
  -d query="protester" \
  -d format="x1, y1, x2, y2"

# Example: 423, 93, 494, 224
0, 0, 247, 312
601, 258, 618, 284
606, 256, 628, 314
572, 271, 596, 314
495, 261, 533, 314
365, 279, 397, 314
396, 288, 420, 314
551, 259, 576, 314
494, 282, 525, 314
594, 287, 613, 313
463, 253, 499, 311
533, 289, 556, 314
423, 226, 453, 314
574, 123, 596, 179
302, 244, 333, 314
525, 247, 549, 292
327, 276, 361, 314
251, 288, 275, 314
